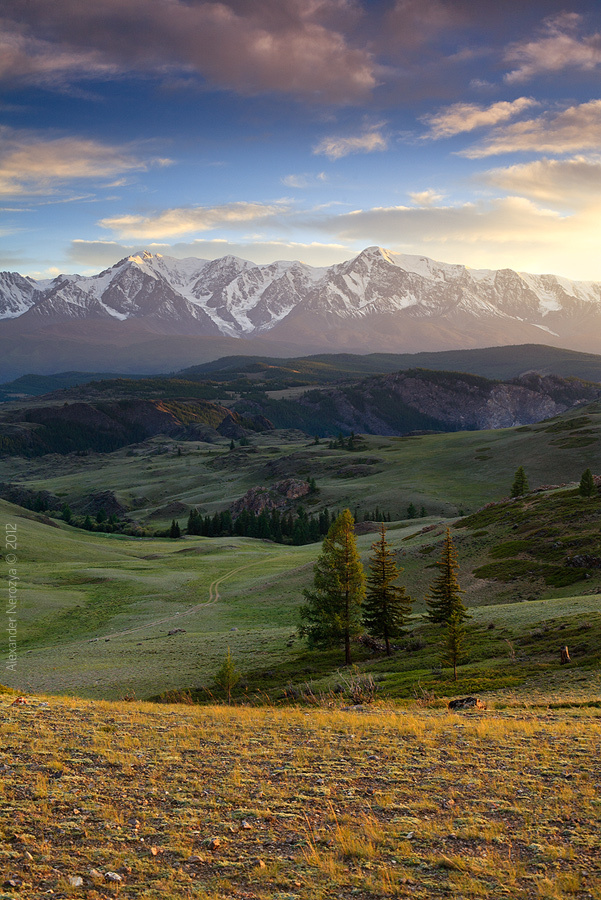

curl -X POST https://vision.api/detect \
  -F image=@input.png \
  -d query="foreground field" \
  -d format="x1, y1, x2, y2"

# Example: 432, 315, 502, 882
1, 695, 600, 899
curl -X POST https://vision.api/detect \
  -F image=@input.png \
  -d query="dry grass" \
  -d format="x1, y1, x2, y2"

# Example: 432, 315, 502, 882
1, 695, 600, 898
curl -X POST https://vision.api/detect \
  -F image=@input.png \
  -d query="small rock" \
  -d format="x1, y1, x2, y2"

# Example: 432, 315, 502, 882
105, 872, 123, 883
208, 838, 220, 851
448, 696, 486, 710
88, 869, 104, 879
255, 859, 266, 869
3, 878, 22, 889
150, 846, 159, 856
68, 876, 83, 887
241, 820, 252, 830
187, 855, 203, 863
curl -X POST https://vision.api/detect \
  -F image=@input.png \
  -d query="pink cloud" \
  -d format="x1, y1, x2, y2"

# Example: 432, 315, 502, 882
0, 0, 376, 103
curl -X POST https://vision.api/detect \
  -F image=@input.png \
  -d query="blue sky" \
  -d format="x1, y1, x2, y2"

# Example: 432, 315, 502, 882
3, 0, 601, 279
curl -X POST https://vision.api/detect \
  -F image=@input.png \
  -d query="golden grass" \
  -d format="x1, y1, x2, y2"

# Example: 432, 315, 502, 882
1, 695, 600, 898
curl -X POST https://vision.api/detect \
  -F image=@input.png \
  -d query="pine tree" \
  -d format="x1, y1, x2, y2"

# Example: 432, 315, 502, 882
363, 524, 412, 655
425, 529, 468, 625
215, 647, 240, 703
579, 468, 595, 497
169, 519, 181, 539
299, 509, 366, 665
407, 502, 417, 519
62, 504, 72, 524
511, 466, 529, 497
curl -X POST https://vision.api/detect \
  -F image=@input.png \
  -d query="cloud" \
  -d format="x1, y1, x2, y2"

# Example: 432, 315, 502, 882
505, 12, 601, 83
312, 193, 601, 279
0, 0, 376, 104
422, 97, 538, 139
0, 127, 167, 195
321, 196, 563, 245
408, 189, 445, 206
281, 172, 327, 188
313, 126, 388, 160
67, 238, 354, 268
462, 100, 601, 158
99, 201, 289, 239
483, 156, 601, 208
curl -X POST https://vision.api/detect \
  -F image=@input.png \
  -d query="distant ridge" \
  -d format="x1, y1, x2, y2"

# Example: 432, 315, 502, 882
3, 246, 601, 376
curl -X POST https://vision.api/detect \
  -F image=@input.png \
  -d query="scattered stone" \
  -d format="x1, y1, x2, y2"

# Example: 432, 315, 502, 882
187, 855, 203, 864
150, 846, 159, 856
128, 818, 141, 829
88, 869, 104, 880
105, 872, 123, 883
3, 878, 22, 889
448, 696, 486, 710
68, 876, 83, 887
167, 629, 186, 636
255, 859, 266, 869
208, 838, 220, 851
241, 820, 252, 830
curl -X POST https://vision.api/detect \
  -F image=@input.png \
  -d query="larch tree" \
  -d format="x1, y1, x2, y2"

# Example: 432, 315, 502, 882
363, 524, 412, 655
442, 606, 466, 682
299, 508, 365, 665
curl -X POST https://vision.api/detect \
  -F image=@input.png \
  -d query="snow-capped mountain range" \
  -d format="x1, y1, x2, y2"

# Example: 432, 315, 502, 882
2, 246, 601, 355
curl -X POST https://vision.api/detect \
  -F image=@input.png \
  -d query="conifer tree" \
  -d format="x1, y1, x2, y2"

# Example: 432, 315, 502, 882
511, 465, 529, 497
363, 524, 412, 655
579, 468, 595, 497
169, 519, 181, 539
215, 647, 240, 703
299, 509, 365, 665
425, 529, 468, 625
442, 606, 466, 681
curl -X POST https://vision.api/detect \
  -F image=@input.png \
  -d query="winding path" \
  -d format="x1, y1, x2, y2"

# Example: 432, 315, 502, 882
30, 555, 280, 651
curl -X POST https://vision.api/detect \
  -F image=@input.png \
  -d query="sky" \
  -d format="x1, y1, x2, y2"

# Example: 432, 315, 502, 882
3, 0, 601, 280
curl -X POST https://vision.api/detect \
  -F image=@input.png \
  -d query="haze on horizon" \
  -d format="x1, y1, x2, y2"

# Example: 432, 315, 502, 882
2, 0, 601, 282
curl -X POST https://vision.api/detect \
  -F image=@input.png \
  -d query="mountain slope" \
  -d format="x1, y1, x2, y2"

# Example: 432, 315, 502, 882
234, 369, 600, 436
3, 247, 601, 351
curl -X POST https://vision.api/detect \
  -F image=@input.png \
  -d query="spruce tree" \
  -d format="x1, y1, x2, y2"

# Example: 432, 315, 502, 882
425, 529, 468, 625
511, 466, 529, 497
363, 524, 412, 655
299, 509, 365, 665
169, 519, 181, 539
579, 468, 595, 497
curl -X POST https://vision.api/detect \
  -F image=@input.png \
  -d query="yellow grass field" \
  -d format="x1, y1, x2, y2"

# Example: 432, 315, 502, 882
1, 694, 600, 899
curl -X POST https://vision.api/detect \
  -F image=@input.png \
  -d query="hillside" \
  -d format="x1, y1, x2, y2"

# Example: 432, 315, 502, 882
5, 344, 601, 400
1, 367, 598, 454
2, 400, 601, 705
0, 397, 270, 456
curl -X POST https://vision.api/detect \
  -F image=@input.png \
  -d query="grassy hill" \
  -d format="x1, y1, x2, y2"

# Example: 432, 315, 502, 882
2, 400, 600, 529
3, 465, 601, 706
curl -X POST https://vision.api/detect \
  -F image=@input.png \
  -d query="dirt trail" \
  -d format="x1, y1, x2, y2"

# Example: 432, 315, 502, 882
31, 556, 279, 651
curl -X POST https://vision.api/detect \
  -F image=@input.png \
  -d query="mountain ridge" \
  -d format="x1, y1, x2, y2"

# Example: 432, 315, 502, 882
3, 247, 601, 378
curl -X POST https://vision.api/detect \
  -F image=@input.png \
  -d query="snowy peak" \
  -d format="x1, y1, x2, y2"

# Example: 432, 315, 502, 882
3, 249, 601, 354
